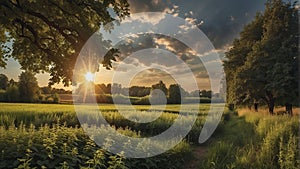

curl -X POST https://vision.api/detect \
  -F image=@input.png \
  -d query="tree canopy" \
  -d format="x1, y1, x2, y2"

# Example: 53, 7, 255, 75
0, 0, 130, 85
224, 0, 298, 114
18, 71, 39, 102
168, 84, 181, 104
0, 73, 8, 90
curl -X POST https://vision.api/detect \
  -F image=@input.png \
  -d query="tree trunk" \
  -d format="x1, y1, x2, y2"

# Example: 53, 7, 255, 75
228, 104, 234, 111
285, 103, 293, 116
268, 98, 274, 115
265, 91, 275, 115
254, 103, 258, 112
248, 105, 252, 110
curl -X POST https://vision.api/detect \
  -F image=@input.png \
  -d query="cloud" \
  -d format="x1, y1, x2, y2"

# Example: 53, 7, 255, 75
100, 19, 222, 90
130, 69, 177, 87
113, 33, 223, 81
128, 0, 170, 13
127, 0, 267, 49
122, 12, 166, 25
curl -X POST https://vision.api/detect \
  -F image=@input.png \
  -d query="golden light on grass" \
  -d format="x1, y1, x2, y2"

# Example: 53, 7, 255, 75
85, 72, 95, 82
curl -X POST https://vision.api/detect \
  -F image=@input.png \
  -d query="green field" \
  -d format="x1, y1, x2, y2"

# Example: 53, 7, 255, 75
0, 103, 299, 169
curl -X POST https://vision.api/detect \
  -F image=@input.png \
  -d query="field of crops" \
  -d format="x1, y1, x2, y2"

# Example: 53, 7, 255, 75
0, 103, 212, 169
0, 103, 299, 169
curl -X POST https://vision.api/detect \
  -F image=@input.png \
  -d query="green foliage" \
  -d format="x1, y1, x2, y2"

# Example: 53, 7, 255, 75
278, 134, 299, 169
0, 103, 206, 168
52, 93, 60, 103
0, 0, 130, 85
0, 73, 8, 90
0, 121, 191, 169
5, 85, 20, 102
0, 89, 5, 101
168, 84, 181, 104
224, 0, 298, 114
201, 112, 299, 169
0, 103, 207, 143
18, 71, 39, 102
128, 86, 151, 97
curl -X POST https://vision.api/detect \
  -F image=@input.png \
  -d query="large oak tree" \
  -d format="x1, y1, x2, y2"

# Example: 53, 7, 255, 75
0, 0, 130, 85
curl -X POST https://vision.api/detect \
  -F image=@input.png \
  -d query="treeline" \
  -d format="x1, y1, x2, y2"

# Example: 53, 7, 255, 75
0, 72, 219, 104
0, 72, 70, 103
81, 80, 213, 98
75, 80, 219, 104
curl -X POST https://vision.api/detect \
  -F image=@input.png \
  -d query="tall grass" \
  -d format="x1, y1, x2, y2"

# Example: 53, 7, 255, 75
0, 103, 208, 168
201, 110, 299, 169
0, 123, 191, 169
0, 103, 210, 143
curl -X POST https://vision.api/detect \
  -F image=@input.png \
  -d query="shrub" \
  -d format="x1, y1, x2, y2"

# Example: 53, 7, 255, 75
52, 93, 60, 103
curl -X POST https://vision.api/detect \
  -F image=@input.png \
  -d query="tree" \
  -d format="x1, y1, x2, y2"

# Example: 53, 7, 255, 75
52, 92, 60, 103
0, 73, 8, 90
150, 81, 168, 105
128, 86, 151, 97
18, 71, 39, 102
151, 81, 168, 95
5, 85, 19, 102
224, 0, 298, 114
0, 0, 130, 85
40, 86, 52, 94
168, 84, 181, 104
8, 78, 16, 86
200, 90, 212, 98
224, 13, 264, 107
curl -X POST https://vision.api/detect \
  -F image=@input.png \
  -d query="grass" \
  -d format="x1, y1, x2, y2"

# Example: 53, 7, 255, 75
1, 103, 298, 169
0, 123, 191, 169
200, 110, 299, 169
0, 103, 211, 142
0, 103, 212, 169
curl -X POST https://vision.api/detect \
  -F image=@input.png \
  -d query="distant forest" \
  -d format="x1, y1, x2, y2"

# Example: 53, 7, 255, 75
74, 80, 219, 104
0, 73, 220, 104
76, 80, 213, 98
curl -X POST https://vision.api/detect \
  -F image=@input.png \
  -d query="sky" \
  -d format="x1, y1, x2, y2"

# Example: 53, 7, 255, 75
0, 0, 269, 92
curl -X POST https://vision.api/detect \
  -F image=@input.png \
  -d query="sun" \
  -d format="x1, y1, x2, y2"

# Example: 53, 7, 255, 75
85, 72, 95, 82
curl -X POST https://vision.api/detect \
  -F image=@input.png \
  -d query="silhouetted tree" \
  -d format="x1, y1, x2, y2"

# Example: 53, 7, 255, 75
169, 84, 181, 104
18, 71, 39, 102
200, 90, 212, 98
151, 81, 168, 95
5, 85, 19, 102
8, 78, 16, 87
0, 74, 8, 90
129, 86, 151, 97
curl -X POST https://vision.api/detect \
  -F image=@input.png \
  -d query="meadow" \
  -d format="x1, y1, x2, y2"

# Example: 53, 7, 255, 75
200, 108, 299, 169
0, 103, 209, 169
0, 103, 299, 169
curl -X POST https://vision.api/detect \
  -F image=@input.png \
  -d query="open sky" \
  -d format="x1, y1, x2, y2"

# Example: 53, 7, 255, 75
0, 0, 268, 92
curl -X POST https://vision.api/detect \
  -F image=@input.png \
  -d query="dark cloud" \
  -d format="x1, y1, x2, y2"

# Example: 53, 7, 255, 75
113, 33, 213, 77
116, 33, 200, 63
128, 0, 267, 49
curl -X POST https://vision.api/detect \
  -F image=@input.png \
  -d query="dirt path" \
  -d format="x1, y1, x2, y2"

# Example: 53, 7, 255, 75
183, 145, 208, 169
